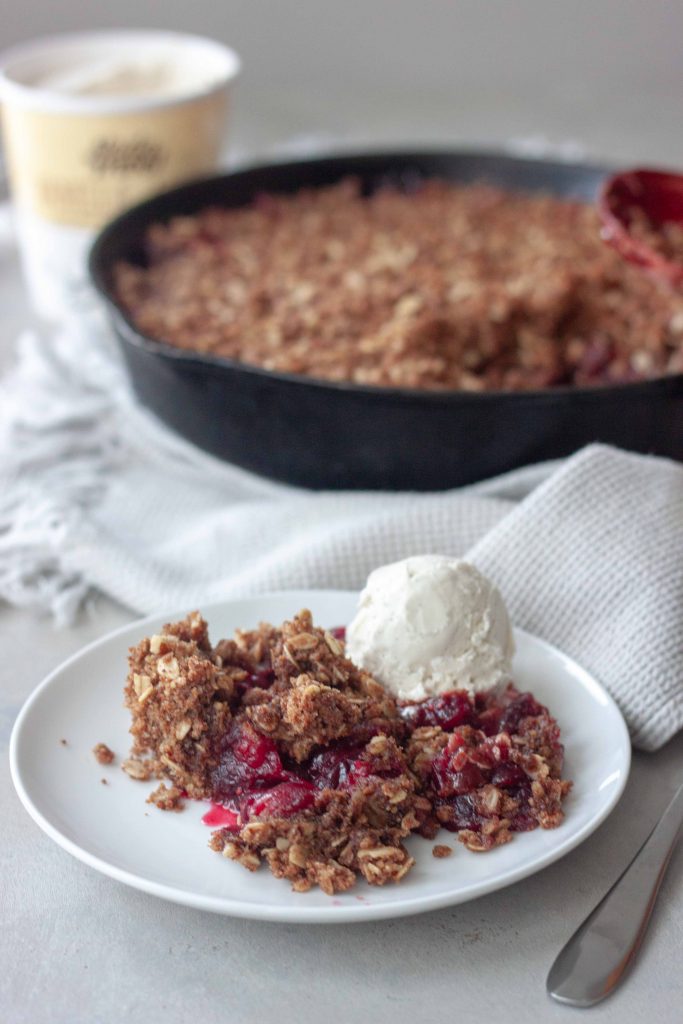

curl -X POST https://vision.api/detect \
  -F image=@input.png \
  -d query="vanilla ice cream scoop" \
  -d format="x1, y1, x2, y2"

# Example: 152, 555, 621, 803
345, 556, 514, 701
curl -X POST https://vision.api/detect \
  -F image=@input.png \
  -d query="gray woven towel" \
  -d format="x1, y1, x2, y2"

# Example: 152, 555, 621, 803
1, 321, 682, 750
469, 445, 683, 751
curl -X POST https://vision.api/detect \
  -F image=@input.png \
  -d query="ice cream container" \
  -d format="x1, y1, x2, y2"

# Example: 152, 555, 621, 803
0, 30, 240, 318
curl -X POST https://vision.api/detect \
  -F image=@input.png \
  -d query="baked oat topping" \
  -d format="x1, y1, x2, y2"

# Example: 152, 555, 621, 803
432, 844, 453, 858
114, 178, 683, 392
122, 610, 572, 894
121, 757, 153, 781
92, 742, 115, 765
147, 782, 185, 811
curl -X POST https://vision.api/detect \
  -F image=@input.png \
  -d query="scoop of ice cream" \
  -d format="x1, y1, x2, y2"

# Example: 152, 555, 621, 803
345, 556, 514, 701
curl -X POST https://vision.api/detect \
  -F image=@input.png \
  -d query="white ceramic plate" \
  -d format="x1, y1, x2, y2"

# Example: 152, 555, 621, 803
11, 591, 630, 924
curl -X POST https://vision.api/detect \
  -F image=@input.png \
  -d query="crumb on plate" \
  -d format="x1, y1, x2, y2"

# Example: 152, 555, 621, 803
432, 844, 453, 858
92, 742, 115, 765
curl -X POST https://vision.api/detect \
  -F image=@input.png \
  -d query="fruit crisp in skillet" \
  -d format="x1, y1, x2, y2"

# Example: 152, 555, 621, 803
114, 178, 683, 391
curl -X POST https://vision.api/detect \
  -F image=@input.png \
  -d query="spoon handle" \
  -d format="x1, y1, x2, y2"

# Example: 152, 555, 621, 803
547, 782, 683, 1008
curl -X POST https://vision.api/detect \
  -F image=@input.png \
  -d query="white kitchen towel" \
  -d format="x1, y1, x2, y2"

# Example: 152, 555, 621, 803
1, 313, 682, 751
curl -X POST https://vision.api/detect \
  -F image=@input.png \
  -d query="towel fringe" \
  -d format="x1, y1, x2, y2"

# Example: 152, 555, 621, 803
0, 324, 124, 623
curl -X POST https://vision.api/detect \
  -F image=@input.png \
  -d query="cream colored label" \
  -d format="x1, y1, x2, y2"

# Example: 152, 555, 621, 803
1, 92, 228, 228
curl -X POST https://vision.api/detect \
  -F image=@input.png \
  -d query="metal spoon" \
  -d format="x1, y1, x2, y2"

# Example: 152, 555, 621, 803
598, 167, 683, 287
547, 781, 683, 1008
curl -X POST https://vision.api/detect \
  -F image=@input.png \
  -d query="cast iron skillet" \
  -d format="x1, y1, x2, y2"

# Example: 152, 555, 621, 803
89, 149, 683, 490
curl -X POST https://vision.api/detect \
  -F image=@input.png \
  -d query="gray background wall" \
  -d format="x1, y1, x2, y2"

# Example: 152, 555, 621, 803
2, 0, 682, 165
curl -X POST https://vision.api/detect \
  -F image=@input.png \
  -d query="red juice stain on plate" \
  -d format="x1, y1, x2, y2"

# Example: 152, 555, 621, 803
202, 803, 240, 830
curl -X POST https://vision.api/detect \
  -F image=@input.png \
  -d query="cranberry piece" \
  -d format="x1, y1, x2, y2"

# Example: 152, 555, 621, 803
579, 338, 614, 378
305, 738, 403, 790
233, 727, 279, 769
509, 779, 532, 801
476, 707, 503, 736
449, 763, 486, 794
401, 690, 474, 731
246, 667, 275, 689
345, 760, 374, 788
438, 795, 482, 832
499, 692, 544, 734
234, 665, 275, 700
211, 724, 285, 798
241, 781, 315, 820
500, 778, 534, 831
491, 763, 528, 788
307, 744, 368, 790
432, 751, 486, 797
468, 734, 511, 770
510, 812, 537, 832
330, 626, 346, 641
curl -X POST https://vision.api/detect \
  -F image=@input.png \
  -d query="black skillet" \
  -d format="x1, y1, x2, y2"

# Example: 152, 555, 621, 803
89, 149, 683, 490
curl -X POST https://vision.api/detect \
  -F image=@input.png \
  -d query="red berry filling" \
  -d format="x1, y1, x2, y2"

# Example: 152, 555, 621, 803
211, 723, 286, 799
400, 690, 474, 730
204, 625, 564, 853
208, 716, 402, 832
240, 780, 316, 819
306, 740, 403, 791
247, 666, 276, 689
307, 744, 370, 790
401, 686, 562, 838
498, 691, 544, 734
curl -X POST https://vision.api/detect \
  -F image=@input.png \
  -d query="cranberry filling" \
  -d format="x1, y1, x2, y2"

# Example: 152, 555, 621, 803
509, 809, 537, 832
305, 740, 402, 791
205, 651, 554, 843
440, 795, 480, 832
428, 712, 540, 834
490, 763, 527, 788
233, 665, 276, 701
240, 780, 316, 819
400, 690, 474, 730
307, 744, 369, 790
247, 667, 275, 689
209, 725, 397, 831
498, 691, 544, 734
433, 754, 486, 797
475, 707, 503, 736
211, 723, 285, 799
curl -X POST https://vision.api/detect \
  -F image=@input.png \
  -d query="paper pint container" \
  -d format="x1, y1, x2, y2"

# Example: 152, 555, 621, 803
0, 30, 240, 318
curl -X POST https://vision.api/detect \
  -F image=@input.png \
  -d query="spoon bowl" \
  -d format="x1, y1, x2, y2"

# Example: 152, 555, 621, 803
599, 168, 683, 287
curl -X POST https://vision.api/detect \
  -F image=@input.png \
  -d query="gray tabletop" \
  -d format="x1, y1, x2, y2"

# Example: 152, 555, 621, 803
2, 131, 683, 1022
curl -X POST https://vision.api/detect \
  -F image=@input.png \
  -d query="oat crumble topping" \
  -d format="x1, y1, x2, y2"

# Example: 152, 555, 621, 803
114, 178, 683, 392
92, 742, 115, 765
432, 844, 453, 858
